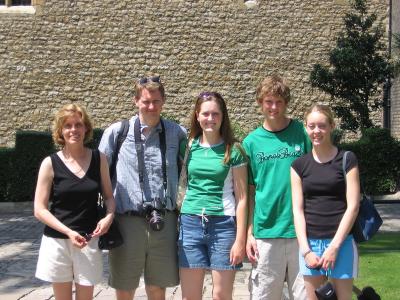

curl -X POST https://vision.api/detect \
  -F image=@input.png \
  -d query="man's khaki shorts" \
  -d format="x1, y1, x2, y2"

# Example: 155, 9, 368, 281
108, 211, 179, 290
249, 238, 306, 300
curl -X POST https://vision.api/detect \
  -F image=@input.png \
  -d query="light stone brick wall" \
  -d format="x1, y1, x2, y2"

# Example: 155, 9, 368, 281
391, 0, 400, 139
0, 0, 390, 146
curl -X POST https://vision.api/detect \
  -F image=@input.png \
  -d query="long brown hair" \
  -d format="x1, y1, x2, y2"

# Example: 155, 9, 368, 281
188, 92, 235, 164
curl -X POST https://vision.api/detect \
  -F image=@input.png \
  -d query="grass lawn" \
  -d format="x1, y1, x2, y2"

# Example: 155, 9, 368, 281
353, 232, 400, 299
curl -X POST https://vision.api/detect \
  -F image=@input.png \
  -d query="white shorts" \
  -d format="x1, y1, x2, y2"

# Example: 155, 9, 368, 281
35, 235, 103, 286
249, 238, 306, 300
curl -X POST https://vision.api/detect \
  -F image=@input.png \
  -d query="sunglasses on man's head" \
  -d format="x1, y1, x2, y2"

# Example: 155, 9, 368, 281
138, 76, 161, 85
198, 91, 222, 99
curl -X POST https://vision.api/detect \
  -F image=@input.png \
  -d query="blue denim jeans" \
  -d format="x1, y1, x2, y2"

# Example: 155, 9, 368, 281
178, 214, 242, 270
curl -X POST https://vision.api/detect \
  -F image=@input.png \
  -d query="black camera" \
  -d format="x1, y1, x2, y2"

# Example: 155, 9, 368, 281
142, 198, 166, 231
315, 281, 337, 300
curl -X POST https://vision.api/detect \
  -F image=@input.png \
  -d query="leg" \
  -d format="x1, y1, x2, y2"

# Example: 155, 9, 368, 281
52, 282, 73, 300
331, 278, 353, 300
328, 236, 358, 300
74, 283, 94, 300
180, 268, 206, 300
145, 284, 166, 300
116, 289, 135, 300
211, 269, 236, 300
145, 212, 180, 288
109, 216, 146, 292
249, 239, 286, 300
303, 275, 326, 300
286, 239, 306, 300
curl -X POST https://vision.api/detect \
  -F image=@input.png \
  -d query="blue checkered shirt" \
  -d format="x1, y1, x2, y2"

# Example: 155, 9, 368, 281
99, 115, 187, 213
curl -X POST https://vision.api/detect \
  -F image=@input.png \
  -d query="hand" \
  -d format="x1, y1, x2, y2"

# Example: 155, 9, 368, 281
230, 240, 246, 266
320, 245, 339, 270
91, 214, 114, 237
66, 230, 88, 249
246, 234, 259, 264
304, 251, 321, 270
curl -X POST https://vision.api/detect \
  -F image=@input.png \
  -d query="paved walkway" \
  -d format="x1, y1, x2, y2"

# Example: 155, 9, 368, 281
0, 202, 399, 299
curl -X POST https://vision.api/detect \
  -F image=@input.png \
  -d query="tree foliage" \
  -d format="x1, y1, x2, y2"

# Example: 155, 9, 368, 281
310, 0, 392, 131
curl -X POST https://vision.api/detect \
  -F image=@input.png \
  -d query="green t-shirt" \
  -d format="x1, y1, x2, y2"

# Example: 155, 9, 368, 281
181, 138, 247, 216
242, 119, 312, 238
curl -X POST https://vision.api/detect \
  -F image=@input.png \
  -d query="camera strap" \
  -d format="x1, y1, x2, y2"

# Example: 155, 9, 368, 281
134, 117, 167, 203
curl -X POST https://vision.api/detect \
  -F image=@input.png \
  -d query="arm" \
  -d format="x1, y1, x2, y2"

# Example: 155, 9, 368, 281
98, 123, 118, 165
246, 184, 259, 263
320, 166, 360, 270
230, 164, 248, 265
92, 152, 116, 237
291, 168, 320, 268
34, 157, 88, 248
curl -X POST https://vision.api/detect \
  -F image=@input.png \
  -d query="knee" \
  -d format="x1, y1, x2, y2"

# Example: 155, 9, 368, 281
212, 289, 232, 300
115, 289, 135, 300
146, 285, 165, 299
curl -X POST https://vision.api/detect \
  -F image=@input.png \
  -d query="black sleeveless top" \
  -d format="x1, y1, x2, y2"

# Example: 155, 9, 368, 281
44, 149, 101, 239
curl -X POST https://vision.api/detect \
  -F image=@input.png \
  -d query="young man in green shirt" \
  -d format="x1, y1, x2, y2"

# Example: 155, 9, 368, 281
242, 75, 311, 300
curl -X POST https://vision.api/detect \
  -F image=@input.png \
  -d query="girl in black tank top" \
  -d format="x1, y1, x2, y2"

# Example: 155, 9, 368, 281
33, 104, 115, 300
291, 104, 360, 300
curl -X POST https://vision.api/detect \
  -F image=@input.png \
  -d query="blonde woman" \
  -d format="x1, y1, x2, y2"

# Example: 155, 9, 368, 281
291, 104, 360, 300
34, 104, 115, 300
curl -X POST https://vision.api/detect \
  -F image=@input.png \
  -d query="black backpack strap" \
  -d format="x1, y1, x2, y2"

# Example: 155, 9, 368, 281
159, 120, 167, 193
109, 119, 129, 180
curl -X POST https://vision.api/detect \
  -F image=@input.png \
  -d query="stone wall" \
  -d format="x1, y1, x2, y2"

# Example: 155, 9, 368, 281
0, 0, 389, 146
391, 0, 400, 139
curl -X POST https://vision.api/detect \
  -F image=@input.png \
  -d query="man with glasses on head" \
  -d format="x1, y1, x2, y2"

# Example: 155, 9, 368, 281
99, 75, 186, 300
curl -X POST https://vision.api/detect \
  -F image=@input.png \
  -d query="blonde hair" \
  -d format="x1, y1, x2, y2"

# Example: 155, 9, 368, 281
134, 75, 165, 100
52, 103, 93, 146
256, 74, 290, 104
304, 104, 335, 126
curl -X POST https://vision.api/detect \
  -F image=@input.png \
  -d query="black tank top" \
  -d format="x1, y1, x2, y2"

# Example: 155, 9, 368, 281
44, 149, 101, 239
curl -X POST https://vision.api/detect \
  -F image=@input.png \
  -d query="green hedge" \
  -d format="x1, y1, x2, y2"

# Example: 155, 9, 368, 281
0, 126, 398, 202
0, 148, 14, 202
85, 128, 104, 149
7, 131, 55, 202
0, 129, 104, 202
340, 127, 400, 195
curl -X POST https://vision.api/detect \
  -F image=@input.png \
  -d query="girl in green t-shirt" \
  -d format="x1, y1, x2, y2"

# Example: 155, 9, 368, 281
178, 92, 248, 300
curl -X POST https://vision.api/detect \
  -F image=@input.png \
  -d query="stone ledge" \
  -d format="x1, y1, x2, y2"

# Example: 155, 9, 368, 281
0, 6, 35, 14
0, 202, 33, 213
374, 191, 400, 201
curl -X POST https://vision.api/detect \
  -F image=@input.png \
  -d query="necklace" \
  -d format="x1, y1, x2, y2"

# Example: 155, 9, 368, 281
61, 149, 88, 175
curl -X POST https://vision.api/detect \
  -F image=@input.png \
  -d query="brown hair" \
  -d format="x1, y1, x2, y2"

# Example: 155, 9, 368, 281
188, 92, 235, 164
52, 103, 93, 146
304, 103, 335, 127
256, 74, 291, 104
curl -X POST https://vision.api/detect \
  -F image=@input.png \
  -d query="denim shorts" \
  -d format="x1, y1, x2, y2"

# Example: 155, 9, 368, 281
299, 235, 358, 279
178, 214, 242, 270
